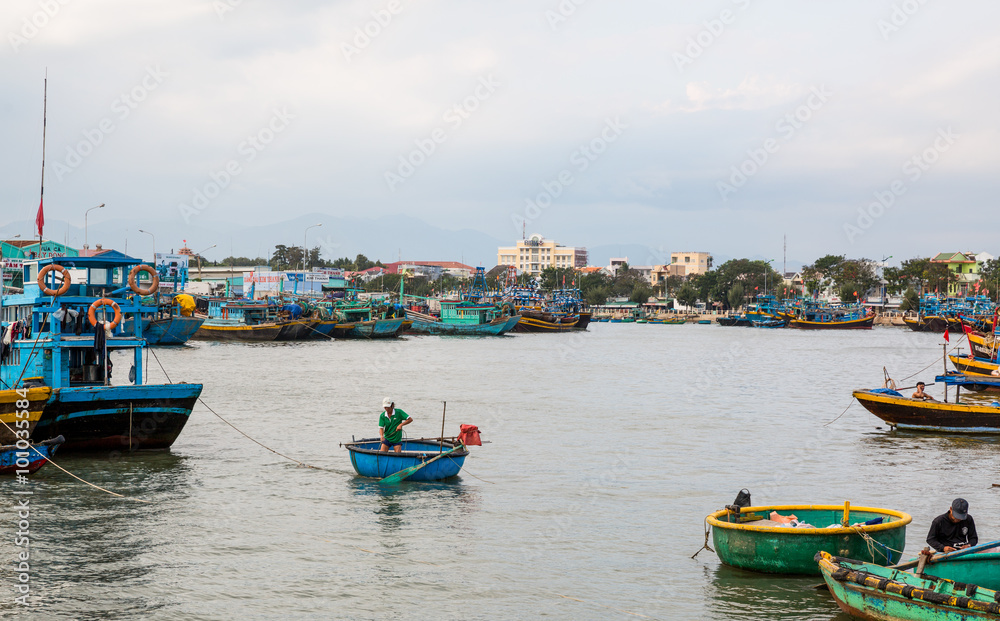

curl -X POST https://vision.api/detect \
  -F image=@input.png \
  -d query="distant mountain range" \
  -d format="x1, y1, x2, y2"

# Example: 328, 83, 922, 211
0, 214, 804, 273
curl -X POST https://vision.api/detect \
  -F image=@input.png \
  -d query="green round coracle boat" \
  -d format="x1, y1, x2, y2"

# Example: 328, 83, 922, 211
706, 504, 911, 575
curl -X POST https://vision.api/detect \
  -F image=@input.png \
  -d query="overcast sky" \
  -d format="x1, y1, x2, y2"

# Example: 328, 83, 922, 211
1, 0, 997, 265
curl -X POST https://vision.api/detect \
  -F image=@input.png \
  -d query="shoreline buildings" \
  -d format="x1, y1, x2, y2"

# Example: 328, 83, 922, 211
496, 234, 587, 276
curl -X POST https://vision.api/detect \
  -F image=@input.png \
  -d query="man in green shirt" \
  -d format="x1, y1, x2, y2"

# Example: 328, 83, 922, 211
379, 397, 412, 452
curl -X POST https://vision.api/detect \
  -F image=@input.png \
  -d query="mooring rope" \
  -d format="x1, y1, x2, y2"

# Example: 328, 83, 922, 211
851, 525, 904, 563
0, 418, 147, 502
691, 520, 714, 559
823, 399, 855, 427
196, 397, 331, 471
898, 337, 965, 382
151, 342, 332, 470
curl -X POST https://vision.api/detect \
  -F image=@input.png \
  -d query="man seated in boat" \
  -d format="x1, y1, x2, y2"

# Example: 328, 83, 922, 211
911, 382, 936, 401
927, 498, 978, 553
379, 398, 412, 453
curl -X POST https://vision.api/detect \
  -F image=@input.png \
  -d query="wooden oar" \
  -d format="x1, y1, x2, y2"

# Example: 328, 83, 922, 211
379, 446, 461, 485
890, 539, 1000, 571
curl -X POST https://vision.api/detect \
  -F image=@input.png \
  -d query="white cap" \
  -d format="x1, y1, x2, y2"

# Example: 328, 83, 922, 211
382, 397, 394, 408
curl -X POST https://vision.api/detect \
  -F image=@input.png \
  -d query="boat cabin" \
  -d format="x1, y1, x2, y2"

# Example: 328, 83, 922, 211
439, 300, 500, 325
1, 256, 153, 390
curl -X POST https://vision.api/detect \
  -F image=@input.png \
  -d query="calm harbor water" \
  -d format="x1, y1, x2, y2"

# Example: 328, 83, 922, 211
4, 324, 999, 620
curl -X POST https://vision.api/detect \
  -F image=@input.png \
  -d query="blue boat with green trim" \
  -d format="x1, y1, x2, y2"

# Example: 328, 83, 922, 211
2, 254, 203, 452
406, 300, 520, 336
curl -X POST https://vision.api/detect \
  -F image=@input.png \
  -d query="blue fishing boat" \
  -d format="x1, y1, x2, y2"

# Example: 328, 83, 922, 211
0, 436, 63, 474
2, 255, 203, 452
783, 299, 874, 329
406, 301, 520, 336
122, 290, 205, 345
344, 438, 468, 482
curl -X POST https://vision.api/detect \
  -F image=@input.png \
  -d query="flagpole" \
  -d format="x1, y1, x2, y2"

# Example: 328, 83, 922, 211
37, 70, 47, 250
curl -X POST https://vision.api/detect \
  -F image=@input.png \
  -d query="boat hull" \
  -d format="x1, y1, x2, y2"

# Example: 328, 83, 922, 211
31, 383, 203, 451
345, 318, 408, 339
787, 315, 875, 329
0, 387, 51, 445
514, 315, 579, 332
926, 552, 1000, 591
0, 436, 63, 475
124, 316, 205, 345
275, 320, 318, 341
192, 321, 282, 342
818, 551, 1000, 621
407, 315, 520, 336
950, 354, 999, 377
345, 439, 468, 482
574, 312, 592, 330
903, 316, 950, 333
853, 390, 1000, 432
969, 333, 997, 360
708, 504, 910, 575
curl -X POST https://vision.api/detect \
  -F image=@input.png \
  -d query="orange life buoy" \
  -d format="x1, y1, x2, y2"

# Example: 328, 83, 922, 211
37, 264, 71, 296
128, 264, 159, 296
88, 298, 122, 329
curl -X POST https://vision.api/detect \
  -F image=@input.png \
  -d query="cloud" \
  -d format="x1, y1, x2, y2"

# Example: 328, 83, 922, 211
655, 76, 807, 114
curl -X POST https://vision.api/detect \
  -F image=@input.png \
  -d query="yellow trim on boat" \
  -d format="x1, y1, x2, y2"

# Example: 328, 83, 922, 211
949, 354, 998, 373
707, 505, 911, 535
788, 316, 872, 327
0, 387, 51, 424
853, 390, 1000, 413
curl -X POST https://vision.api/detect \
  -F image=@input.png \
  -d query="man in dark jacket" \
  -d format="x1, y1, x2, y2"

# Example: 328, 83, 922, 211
927, 498, 978, 553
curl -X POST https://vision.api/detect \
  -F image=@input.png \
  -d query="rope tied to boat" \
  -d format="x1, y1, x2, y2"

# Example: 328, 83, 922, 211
898, 338, 966, 382
850, 524, 903, 563
150, 342, 334, 472
823, 398, 854, 427
691, 520, 714, 559
198, 397, 334, 472
0, 418, 149, 502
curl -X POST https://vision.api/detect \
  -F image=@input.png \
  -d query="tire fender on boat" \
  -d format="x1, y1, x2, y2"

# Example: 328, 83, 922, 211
37, 264, 71, 296
88, 298, 123, 329
128, 264, 160, 296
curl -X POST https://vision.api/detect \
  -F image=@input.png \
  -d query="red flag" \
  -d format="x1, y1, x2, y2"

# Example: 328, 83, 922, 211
35, 198, 44, 238
943, 328, 950, 342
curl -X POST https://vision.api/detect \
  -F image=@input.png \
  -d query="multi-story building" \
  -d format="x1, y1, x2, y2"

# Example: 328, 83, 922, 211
930, 252, 994, 296
497, 234, 587, 275
651, 264, 686, 287
669, 252, 713, 276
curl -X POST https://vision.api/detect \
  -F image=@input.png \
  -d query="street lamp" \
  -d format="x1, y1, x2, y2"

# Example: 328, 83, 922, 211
765, 259, 775, 297
303, 223, 322, 272
881, 255, 893, 309
196, 244, 217, 279
138, 229, 155, 262
84, 203, 105, 250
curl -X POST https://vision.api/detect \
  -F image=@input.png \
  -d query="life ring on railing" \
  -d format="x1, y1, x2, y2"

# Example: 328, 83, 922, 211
37, 265, 71, 296
88, 298, 122, 329
128, 264, 159, 295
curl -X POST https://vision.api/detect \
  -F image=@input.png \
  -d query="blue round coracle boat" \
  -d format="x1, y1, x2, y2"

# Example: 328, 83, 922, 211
344, 438, 468, 482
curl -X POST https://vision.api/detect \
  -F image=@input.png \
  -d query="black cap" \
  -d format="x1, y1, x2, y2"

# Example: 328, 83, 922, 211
952, 498, 969, 520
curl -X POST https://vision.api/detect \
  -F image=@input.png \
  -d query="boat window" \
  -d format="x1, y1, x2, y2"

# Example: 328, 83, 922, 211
2, 348, 20, 366
90, 268, 108, 286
